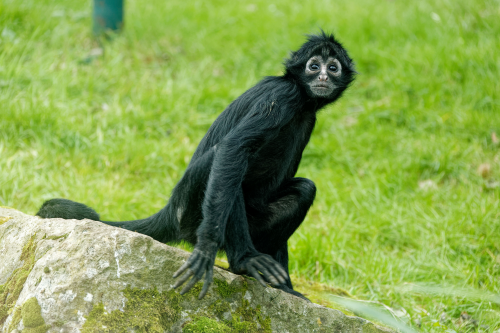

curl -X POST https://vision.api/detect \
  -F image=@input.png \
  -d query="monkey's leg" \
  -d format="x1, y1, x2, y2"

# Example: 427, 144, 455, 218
172, 151, 288, 298
250, 177, 316, 255
165, 148, 216, 244
248, 177, 316, 299
174, 186, 288, 299
223, 189, 289, 289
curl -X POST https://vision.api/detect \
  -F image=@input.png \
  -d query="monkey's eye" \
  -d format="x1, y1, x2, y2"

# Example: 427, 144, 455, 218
309, 64, 320, 71
328, 65, 339, 72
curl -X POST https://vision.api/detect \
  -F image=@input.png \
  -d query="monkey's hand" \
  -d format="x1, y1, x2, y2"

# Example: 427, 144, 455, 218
234, 254, 288, 288
172, 241, 218, 299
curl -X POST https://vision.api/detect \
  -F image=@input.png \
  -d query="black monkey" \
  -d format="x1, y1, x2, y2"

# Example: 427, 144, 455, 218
37, 32, 355, 300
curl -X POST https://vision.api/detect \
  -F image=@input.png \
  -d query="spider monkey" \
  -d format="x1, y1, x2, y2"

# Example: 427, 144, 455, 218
37, 31, 356, 300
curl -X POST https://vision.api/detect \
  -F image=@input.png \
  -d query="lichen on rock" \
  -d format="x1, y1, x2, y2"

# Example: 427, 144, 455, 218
0, 234, 38, 326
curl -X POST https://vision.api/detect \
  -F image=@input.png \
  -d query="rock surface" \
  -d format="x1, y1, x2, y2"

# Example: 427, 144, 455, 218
0, 207, 393, 333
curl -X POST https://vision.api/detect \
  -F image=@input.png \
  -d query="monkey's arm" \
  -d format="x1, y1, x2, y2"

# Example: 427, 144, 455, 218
173, 98, 294, 298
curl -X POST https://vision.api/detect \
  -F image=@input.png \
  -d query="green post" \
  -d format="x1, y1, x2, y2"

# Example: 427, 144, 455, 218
93, 0, 124, 35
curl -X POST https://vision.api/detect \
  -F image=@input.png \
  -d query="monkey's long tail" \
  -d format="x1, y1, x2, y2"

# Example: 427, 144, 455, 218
36, 198, 179, 243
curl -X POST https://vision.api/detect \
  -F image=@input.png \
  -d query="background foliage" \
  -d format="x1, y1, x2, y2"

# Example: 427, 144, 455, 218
1, 0, 499, 331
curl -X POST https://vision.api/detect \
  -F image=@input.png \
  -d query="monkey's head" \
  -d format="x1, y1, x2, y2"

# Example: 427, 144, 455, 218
285, 31, 356, 100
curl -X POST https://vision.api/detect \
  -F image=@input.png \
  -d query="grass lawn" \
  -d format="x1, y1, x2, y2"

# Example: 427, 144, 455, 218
1, 0, 499, 331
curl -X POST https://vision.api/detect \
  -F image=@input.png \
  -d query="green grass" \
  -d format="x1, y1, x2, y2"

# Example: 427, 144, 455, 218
1, 0, 500, 331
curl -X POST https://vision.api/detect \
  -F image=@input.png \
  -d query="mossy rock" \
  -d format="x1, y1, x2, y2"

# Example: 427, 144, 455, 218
0, 207, 394, 333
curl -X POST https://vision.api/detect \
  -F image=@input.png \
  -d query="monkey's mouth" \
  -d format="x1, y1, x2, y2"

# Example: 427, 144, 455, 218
309, 84, 335, 97
308, 82, 336, 97
311, 84, 332, 90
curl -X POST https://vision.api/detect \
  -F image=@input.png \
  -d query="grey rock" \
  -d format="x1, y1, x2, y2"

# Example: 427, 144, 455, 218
0, 207, 394, 333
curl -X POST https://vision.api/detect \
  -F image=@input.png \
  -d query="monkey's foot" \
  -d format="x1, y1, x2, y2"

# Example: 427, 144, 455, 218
173, 243, 218, 299
232, 254, 289, 288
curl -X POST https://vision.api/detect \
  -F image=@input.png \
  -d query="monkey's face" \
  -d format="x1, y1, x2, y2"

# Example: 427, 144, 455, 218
304, 55, 343, 98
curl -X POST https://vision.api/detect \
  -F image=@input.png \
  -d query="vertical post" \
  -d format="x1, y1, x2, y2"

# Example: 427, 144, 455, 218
93, 0, 124, 36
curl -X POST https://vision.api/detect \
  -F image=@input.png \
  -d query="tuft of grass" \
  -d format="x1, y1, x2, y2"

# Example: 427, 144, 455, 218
1, 0, 499, 331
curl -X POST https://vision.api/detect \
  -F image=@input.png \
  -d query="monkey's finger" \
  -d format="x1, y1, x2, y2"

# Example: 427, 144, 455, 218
253, 261, 279, 286
173, 254, 198, 278
267, 264, 286, 284
248, 267, 267, 288
189, 255, 205, 276
173, 269, 194, 289
173, 254, 205, 289
263, 256, 288, 278
257, 256, 286, 285
180, 265, 205, 295
199, 266, 213, 300
262, 258, 288, 284
263, 257, 288, 281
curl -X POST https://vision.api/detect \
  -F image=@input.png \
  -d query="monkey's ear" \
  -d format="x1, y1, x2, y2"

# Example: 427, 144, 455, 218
284, 51, 300, 69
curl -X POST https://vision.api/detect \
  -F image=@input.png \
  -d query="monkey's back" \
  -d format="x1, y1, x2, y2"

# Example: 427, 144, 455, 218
190, 76, 303, 163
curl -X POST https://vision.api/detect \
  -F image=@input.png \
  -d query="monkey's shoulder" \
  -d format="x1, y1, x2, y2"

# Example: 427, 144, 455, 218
192, 77, 304, 157
235, 77, 304, 118
250, 76, 302, 102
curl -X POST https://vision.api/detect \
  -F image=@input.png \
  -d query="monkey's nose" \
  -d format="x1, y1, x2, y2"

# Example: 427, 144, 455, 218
318, 74, 328, 81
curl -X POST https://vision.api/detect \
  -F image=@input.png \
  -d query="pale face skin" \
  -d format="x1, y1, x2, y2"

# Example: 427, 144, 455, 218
305, 56, 342, 97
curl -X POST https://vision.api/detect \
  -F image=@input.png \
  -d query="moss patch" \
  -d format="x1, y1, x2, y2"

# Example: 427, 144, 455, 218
0, 216, 12, 225
82, 286, 182, 333
45, 233, 69, 241
231, 299, 271, 333
6, 298, 48, 333
21, 297, 48, 333
0, 234, 38, 325
82, 282, 272, 333
7, 307, 21, 333
184, 299, 271, 333
208, 300, 230, 318
189, 278, 270, 332
185, 282, 203, 297
183, 316, 232, 333
213, 278, 247, 299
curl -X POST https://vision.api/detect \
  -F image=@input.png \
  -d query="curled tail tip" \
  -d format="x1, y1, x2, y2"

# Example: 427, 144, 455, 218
36, 198, 100, 221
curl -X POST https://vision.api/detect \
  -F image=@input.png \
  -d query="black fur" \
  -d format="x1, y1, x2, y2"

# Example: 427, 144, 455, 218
37, 31, 355, 300
37, 198, 100, 221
